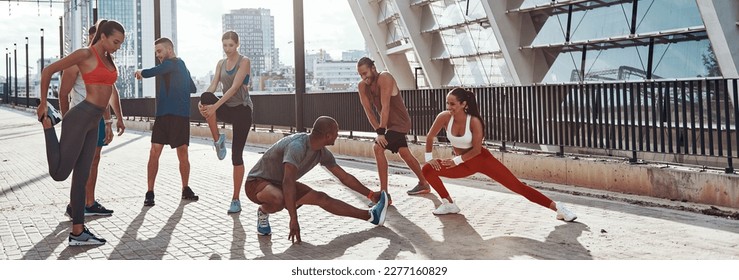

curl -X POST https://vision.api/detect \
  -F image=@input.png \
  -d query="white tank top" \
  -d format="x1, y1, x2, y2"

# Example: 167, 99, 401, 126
69, 73, 87, 107
446, 114, 473, 149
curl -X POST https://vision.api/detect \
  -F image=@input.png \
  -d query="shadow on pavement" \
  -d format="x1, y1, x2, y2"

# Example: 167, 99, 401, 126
20, 215, 109, 260
108, 200, 190, 260
230, 213, 246, 260
253, 226, 414, 260
388, 198, 593, 260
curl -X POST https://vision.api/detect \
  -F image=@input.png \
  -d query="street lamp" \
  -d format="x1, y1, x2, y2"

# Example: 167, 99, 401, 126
14, 43, 17, 106
40, 28, 45, 73
25, 37, 29, 107
4, 48, 8, 103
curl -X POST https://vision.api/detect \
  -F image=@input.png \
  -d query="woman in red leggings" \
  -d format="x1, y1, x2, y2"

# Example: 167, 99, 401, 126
422, 88, 577, 221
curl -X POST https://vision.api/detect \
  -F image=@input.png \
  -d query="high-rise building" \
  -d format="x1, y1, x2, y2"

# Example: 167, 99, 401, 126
63, 0, 177, 98
348, 0, 737, 89
222, 8, 278, 81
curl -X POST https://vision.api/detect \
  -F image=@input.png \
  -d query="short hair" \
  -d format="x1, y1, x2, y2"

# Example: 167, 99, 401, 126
88, 25, 96, 35
154, 37, 174, 48
312, 116, 338, 136
357, 57, 374, 68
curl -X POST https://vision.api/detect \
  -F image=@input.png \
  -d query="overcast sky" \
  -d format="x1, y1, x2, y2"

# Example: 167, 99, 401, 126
0, 0, 366, 78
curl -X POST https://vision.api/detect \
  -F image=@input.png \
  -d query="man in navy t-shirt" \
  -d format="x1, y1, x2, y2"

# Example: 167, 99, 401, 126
135, 37, 198, 207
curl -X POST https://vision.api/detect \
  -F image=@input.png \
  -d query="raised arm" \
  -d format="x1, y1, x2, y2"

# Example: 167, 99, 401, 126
38, 49, 91, 120
58, 65, 80, 116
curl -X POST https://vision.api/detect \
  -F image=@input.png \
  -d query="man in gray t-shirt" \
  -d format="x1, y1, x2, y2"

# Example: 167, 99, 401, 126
245, 116, 389, 243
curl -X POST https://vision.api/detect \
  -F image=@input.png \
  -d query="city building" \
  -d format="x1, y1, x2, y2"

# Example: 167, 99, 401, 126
222, 8, 278, 83
342, 49, 369, 62
312, 60, 359, 91
63, 0, 178, 98
348, 0, 738, 89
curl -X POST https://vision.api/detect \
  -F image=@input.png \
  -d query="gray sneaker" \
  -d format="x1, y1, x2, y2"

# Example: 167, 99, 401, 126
68, 226, 106, 246
406, 183, 431, 195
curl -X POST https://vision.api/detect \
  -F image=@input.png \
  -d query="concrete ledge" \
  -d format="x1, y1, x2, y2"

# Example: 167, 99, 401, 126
124, 119, 739, 209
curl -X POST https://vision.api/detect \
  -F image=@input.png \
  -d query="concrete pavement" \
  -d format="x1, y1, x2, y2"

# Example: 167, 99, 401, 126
1, 105, 738, 260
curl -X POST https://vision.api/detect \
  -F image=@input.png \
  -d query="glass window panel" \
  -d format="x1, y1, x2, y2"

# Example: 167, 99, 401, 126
569, 3, 633, 41
635, 0, 703, 34
440, 29, 464, 57
480, 54, 510, 85
542, 51, 583, 83
468, 24, 500, 53
651, 39, 721, 79
584, 45, 650, 81
531, 13, 568, 45
463, 0, 487, 20
430, 1, 464, 27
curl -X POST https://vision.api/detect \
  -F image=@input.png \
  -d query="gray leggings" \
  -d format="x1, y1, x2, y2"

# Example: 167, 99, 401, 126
44, 100, 104, 225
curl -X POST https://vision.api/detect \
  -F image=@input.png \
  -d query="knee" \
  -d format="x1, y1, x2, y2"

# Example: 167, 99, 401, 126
232, 155, 243, 166
200, 92, 217, 105
373, 144, 384, 155
422, 163, 435, 176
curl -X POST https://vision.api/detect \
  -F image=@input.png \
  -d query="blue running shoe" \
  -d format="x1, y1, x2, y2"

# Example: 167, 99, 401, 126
369, 191, 388, 226
227, 199, 242, 214
215, 133, 227, 160
257, 208, 271, 235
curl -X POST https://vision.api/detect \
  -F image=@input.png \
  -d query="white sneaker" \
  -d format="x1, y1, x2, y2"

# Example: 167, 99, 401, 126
432, 199, 460, 215
556, 202, 577, 222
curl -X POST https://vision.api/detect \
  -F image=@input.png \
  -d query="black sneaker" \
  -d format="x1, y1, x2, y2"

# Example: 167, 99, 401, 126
144, 191, 155, 206
85, 201, 114, 216
182, 186, 199, 201
68, 226, 106, 246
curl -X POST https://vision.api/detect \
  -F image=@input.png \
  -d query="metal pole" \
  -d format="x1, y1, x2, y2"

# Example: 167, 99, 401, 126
59, 17, 63, 59
14, 43, 17, 105
293, 0, 305, 132
25, 37, 29, 107
5, 48, 8, 103
40, 29, 44, 73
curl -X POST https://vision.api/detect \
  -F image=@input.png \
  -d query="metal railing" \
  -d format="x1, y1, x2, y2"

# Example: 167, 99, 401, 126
15, 78, 736, 173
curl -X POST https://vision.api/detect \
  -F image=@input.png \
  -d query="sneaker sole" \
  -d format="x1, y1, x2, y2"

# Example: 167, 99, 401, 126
376, 194, 389, 227
68, 240, 106, 246
257, 231, 271, 236
407, 189, 431, 195
227, 209, 242, 214
84, 212, 113, 217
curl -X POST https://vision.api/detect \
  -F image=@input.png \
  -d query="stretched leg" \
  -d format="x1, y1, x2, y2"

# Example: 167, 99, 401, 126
475, 150, 553, 209
422, 160, 478, 203
372, 143, 389, 192
147, 143, 164, 192
44, 108, 97, 181
397, 147, 429, 186
175, 145, 190, 189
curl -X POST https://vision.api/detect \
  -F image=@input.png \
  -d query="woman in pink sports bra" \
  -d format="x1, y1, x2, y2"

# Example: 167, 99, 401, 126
36, 19, 125, 246
422, 88, 577, 222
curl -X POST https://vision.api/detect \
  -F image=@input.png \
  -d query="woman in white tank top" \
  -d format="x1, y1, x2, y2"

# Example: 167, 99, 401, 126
420, 88, 578, 222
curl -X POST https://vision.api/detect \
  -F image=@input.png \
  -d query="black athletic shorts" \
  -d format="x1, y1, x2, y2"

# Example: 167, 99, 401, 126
378, 130, 408, 153
151, 115, 190, 148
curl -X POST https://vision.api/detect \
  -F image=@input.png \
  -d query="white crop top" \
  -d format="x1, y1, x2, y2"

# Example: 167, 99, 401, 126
446, 114, 473, 149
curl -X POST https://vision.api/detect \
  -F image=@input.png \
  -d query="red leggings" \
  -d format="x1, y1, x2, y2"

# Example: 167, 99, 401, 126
422, 149, 553, 209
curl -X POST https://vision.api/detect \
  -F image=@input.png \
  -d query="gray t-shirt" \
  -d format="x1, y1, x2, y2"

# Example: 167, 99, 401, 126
247, 133, 337, 185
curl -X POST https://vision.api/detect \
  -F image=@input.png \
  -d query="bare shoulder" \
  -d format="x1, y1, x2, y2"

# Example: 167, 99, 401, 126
435, 111, 452, 124
377, 71, 396, 83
